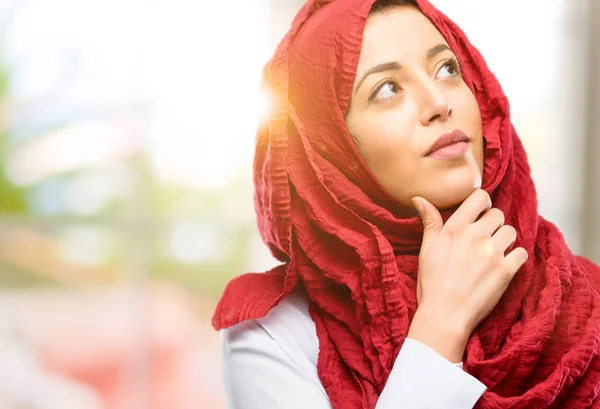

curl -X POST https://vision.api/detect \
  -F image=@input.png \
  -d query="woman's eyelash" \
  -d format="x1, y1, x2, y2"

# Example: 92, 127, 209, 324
445, 57, 462, 75
368, 76, 399, 101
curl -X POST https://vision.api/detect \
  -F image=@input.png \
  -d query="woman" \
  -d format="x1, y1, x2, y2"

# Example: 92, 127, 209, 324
213, 0, 600, 408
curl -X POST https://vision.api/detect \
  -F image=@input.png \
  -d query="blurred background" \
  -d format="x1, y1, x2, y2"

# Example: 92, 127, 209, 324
0, 0, 598, 408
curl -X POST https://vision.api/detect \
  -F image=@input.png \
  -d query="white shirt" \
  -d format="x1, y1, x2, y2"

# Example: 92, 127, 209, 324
220, 291, 486, 409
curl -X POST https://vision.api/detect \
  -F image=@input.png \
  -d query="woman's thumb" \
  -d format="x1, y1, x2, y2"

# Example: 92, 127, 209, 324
411, 196, 443, 238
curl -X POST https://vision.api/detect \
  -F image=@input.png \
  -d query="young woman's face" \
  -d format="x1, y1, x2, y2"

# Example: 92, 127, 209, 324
346, 5, 484, 214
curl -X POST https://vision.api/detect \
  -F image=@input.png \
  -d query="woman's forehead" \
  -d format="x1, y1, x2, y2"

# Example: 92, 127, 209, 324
357, 6, 449, 72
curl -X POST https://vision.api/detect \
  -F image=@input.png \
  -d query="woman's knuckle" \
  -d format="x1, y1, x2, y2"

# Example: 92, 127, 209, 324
465, 224, 480, 239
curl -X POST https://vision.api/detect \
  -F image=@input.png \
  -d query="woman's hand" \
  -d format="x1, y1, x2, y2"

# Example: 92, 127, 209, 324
406, 189, 528, 363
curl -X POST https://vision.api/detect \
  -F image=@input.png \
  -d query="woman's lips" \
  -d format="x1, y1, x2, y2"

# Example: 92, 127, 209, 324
425, 129, 471, 159
427, 141, 470, 159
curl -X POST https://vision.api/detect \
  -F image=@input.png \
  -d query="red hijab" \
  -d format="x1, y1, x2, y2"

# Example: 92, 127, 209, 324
213, 0, 600, 407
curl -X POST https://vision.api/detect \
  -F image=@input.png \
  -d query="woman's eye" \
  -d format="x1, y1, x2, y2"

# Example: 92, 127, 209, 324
437, 60, 460, 79
372, 81, 401, 101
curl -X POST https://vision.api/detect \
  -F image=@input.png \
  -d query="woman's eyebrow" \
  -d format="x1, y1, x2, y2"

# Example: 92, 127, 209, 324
353, 43, 452, 95
354, 61, 401, 94
427, 43, 451, 59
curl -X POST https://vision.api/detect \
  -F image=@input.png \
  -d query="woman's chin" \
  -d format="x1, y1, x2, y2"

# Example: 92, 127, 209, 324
390, 167, 484, 215
431, 166, 483, 208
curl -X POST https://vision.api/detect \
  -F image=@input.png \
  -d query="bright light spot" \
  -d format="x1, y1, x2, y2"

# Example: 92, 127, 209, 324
170, 221, 224, 263
63, 172, 119, 216
11, 51, 67, 100
257, 88, 273, 124
57, 227, 111, 267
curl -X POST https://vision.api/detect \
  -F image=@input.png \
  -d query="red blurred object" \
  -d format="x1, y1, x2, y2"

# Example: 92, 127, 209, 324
5, 282, 223, 409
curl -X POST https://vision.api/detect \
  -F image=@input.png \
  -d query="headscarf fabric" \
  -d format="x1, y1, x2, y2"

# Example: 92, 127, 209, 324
212, 1, 600, 407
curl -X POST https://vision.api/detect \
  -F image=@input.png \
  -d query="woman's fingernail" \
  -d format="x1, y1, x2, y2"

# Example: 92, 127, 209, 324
464, 148, 482, 189
411, 197, 423, 214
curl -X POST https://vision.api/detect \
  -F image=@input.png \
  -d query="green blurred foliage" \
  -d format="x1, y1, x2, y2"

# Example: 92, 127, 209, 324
0, 67, 27, 214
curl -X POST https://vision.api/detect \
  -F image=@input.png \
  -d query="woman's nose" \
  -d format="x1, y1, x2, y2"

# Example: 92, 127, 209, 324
418, 83, 452, 126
